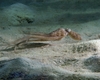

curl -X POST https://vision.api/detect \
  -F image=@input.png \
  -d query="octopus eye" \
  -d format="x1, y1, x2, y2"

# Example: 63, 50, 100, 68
65, 28, 71, 33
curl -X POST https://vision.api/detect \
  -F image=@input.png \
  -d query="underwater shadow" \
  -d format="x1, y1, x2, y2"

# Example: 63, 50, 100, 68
24, 43, 50, 48
0, 43, 50, 52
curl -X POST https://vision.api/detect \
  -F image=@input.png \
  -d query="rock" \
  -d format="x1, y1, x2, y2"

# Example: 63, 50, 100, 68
84, 55, 100, 72
0, 57, 100, 80
3, 3, 35, 25
68, 40, 100, 53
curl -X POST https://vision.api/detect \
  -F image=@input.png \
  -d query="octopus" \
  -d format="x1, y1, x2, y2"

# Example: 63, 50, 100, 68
4, 28, 82, 51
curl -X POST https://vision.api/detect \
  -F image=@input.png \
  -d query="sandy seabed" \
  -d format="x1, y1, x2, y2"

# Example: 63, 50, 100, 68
0, 4, 100, 79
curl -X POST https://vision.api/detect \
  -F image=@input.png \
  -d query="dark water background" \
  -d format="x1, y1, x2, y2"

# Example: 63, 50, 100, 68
0, 0, 100, 26
0, 0, 100, 10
